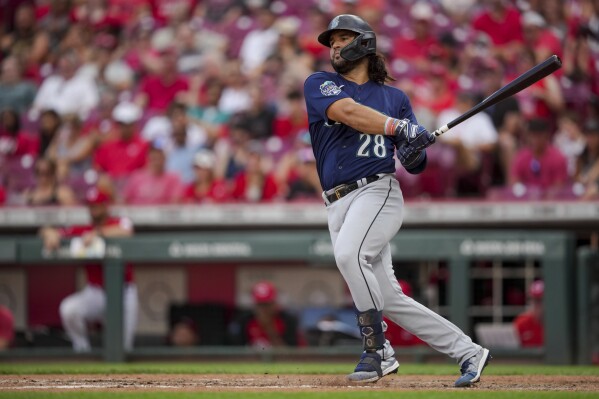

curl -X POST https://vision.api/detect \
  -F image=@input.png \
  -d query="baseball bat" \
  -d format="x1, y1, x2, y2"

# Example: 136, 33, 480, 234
431, 55, 562, 137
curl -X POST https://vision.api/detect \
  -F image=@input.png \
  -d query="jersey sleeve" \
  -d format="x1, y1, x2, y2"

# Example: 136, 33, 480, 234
304, 73, 350, 124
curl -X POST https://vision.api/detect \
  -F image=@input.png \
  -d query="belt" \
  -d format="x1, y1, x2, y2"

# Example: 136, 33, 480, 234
323, 174, 383, 205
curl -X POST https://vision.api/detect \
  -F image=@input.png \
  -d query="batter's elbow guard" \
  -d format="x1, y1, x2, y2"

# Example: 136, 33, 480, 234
405, 151, 427, 174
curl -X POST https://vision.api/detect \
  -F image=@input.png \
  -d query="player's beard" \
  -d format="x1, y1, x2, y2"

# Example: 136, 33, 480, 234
331, 54, 362, 75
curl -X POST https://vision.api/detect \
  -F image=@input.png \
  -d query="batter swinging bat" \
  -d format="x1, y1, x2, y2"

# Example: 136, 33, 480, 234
431, 55, 562, 137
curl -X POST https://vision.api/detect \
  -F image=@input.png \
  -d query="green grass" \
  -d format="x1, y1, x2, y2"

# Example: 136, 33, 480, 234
1, 362, 598, 376
1, 393, 598, 399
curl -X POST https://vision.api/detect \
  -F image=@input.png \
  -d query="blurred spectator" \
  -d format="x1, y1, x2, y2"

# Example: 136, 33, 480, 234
472, 0, 523, 63
30, 50, 99, 121
508, 118, 569, 198
183, 149, 230, 203
187, 78, 230, 143
392, 2, 440, 74
230, 141, 279, 202
0, 56, 37, 113
46, 114, 95, 182
513, 280, 544, 347
272, 89, 308, 142
521, 11, 563, 63
83, 89, 119, 143
135, 47, 190, 114
437, 91, 498, 196
480, 60, 521, 132
37, 109, 62, 157
271, 16, 314, 87
412, 64, 455, 118
239, 5, 279, 75
554, 112, 586, 178
39, 188, 137, 353
479, 61, 523, 186
123, 145, 184, 204
143, 102, 207, 157
384, 280, 426, 347
513, 49, 564, 124
575, 119, 599, 200
229, 281, 301, 348
78, 32, 120, 88
168, 316, 200, 347
23, 158, 77, 206
38, 0, 73, 52
0, 108, 38, 158
94, 102, 148, 180
218, 60, 252, 115
0, 3, 50, 78
284, 148, 321, 201
275, 132, 320, 201
232, 84, 276, 140
0, 305, 14, 350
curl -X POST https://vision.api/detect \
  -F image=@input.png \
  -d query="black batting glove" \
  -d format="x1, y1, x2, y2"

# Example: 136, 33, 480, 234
393, 119, 435, 167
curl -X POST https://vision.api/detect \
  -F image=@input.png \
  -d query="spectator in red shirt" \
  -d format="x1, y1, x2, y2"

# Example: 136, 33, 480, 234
509, 118, 569, 198
521, 11, 563, 63
392, 2, 440, 73
38, 188, 137, 353
0, 108, 38, 158
513, 280, 544, 347
94, 102, 148, 180
122, 145, 185, 204
229, 281, 302, 349
183, 149, 230, 203
230, 141, 279, 202
472, 0, 523, 63
136, 46, 190, 114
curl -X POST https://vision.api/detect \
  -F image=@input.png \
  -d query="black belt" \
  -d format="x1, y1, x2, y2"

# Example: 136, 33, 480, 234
324, 175, 382, 204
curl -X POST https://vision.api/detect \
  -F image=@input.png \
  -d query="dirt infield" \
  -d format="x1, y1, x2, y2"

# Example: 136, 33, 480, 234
1, 374, 598, 392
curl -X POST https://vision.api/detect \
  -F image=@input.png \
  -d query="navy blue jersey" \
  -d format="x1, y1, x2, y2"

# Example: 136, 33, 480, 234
304, 71, 418, 191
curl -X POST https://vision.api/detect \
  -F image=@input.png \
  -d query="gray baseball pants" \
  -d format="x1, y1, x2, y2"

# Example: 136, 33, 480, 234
325, 174, 481, 364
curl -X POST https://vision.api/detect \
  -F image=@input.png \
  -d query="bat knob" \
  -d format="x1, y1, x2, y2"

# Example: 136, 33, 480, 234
432, 124, 449, 137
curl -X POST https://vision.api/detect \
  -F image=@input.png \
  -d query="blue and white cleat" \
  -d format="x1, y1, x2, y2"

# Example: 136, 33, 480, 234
347, 352, 400, 383
454, 348, 491, 387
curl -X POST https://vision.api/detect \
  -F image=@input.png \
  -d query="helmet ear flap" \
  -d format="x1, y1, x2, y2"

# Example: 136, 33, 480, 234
339, 32, 377, 61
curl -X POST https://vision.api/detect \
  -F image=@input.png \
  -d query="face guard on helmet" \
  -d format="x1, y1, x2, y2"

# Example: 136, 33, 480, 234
317, 14, 377, 62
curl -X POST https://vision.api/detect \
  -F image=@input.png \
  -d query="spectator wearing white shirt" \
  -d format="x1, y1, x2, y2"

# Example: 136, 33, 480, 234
29, 50, 99, 121
437, 91, 498, 196
142, 102, 207, 156
238, 5, 280, 75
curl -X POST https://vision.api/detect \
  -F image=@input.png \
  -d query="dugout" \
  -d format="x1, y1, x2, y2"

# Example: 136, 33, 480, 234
0, 230, 576, 364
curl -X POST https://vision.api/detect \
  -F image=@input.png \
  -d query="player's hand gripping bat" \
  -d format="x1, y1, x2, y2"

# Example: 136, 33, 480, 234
431, 55, 563, 138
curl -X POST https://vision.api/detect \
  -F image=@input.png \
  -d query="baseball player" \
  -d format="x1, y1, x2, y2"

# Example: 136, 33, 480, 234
303, 14, 490, 386
39, 188, 138, 353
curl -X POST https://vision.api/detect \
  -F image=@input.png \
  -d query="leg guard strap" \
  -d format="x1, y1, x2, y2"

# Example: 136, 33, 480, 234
356, 309, 386, 351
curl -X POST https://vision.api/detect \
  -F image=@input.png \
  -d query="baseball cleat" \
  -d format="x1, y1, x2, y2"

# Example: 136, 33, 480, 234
347, 352, 400, 383
454, 348, 491, 387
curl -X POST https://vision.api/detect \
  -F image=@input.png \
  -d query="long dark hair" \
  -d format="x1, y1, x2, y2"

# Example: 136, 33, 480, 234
367, 53, 395, 85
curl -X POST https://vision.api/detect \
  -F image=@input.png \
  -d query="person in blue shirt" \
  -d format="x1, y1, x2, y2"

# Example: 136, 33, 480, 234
303, 14, 490, 387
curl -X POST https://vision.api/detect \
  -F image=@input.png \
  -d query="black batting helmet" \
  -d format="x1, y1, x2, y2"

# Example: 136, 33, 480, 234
317, 14, 376, 62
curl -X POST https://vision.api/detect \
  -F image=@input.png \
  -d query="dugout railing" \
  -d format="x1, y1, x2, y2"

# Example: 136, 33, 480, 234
0, 230, 575, 363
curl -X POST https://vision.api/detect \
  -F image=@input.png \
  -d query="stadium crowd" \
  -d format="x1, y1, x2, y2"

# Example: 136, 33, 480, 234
0, 0, 598, 205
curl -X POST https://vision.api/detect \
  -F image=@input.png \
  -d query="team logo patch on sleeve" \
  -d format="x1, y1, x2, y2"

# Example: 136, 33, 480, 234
320, 81, 342, 96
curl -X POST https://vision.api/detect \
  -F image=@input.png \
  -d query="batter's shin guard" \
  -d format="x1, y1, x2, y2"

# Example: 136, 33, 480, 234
357, 309, 386, 352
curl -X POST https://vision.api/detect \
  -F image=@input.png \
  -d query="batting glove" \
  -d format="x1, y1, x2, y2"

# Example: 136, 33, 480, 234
392, 119, 435, 168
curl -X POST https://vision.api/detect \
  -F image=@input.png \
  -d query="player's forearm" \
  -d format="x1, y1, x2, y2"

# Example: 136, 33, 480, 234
328, 100, 387, 134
